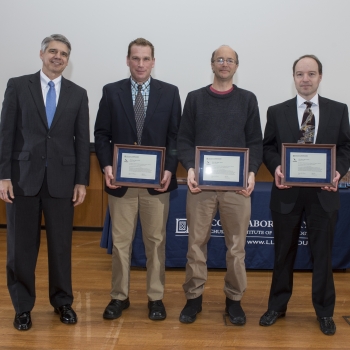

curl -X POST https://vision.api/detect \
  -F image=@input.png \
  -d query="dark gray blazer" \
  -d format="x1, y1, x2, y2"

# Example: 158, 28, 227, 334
0, 71, 90, 197
263, 96, 350, 213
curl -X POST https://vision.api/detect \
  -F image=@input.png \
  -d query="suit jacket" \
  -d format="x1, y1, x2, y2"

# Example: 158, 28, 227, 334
0, 71, 90, 198
263, 96, 350, 214
94, 78, 181, 197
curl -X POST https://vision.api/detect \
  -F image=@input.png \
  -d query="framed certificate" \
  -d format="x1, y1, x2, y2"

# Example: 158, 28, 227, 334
281, 143, 336, 187
112, 144, 165, 188
195, 146, 249, 190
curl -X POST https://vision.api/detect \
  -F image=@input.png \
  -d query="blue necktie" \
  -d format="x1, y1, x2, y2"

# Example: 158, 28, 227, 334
46, 81, 56, 128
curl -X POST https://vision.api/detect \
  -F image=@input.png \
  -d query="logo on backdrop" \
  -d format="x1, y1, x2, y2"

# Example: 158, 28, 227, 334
175, 218, 224, 237
175, 219, 188, 235
175, 218, 309, 246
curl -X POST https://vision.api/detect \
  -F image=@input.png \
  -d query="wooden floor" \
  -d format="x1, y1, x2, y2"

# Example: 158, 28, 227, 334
0, 229, 349, 349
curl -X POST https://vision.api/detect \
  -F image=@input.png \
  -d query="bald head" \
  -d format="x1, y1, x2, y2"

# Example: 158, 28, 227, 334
210, 45, 239, 86
211, 45, 239, 65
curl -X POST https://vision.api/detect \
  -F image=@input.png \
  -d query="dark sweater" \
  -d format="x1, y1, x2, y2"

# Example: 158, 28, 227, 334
177, 85, 263, 173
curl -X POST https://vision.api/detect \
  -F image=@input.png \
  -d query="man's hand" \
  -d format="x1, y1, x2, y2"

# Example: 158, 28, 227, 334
0, 179, 14, 203
72, 184, 86, 207
187, 168, 201, 193
322, 171, 340, 192
104, 165, 120, 189
274, 165, 291, 189
236, 172, 255, 197
155, 170, 172, 192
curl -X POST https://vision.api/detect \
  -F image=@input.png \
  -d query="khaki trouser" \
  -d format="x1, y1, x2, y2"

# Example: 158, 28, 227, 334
108, 188, 170, 301
183, 189, 250, 300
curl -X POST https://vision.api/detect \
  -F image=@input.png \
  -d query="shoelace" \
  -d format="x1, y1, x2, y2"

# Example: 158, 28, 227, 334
322, 318, 333, 326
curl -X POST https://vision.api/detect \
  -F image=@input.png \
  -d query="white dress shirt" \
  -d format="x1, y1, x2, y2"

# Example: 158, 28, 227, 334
40, 70, 61, 106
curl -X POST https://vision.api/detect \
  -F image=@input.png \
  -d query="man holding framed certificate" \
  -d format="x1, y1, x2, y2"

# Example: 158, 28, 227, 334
177, 45, 263, 325
94, 38, 181, 321
261, 55, 350, 335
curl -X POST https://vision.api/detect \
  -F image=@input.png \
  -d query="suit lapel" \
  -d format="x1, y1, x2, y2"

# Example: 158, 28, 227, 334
118, 79, 137, 135
50, 76, 71, 130
144, 78, 162, 130
284, 97, 300, 141
28, 71, 48, 128
316, 96, 330, 143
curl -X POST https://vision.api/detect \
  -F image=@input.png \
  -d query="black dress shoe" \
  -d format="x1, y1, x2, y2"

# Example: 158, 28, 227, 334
148, 300, 166, 320
317, 316, 336, 335
225, 298, 246, 325
259, 310, 286, 326
14, 311, 32, 331
103, 298, 130, 319
54, 304, 77, 324
179, 295, 202, 324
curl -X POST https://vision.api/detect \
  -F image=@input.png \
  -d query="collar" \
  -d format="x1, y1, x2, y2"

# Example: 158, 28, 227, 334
130, 76, 151, 91
40, 69, 62, 87
210, 85, 234, 95
297, 93, 319, 108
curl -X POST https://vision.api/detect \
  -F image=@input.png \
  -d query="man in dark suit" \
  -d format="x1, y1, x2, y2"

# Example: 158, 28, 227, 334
260, 55, 350, 335
94, 38, 181, 321
0, 34, 90, 331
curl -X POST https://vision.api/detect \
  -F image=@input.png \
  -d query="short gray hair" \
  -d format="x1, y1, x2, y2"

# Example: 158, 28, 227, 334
41, 34, 71, 56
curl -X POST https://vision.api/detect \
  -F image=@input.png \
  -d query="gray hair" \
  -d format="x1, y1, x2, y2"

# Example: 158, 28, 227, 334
41, 34, 71, 56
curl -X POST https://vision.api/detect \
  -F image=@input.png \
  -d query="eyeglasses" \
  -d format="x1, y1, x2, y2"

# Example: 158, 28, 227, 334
214, 58, 237, 65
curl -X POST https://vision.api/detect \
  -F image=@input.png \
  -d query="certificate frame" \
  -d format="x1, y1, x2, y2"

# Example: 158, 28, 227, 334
195, 146, 249, 191
112, 144, 165, 188
281, 143, 336, 187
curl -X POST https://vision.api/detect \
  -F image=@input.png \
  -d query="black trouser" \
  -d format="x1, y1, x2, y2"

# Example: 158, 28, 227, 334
6, 172, 74, 314
268, 187, 337, 317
